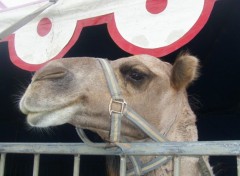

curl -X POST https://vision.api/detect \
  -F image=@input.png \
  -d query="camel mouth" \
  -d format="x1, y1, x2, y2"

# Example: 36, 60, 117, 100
27, 112, 43, 122
25, 104, 79, 128
26, 110, 57, 127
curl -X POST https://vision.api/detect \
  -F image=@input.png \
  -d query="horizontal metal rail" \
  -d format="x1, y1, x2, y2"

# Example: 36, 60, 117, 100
1, 141, 240, 176
1, 141, 240, 156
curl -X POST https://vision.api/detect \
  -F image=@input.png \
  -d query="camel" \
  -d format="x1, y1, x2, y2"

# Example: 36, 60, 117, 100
19, 54, 213, 176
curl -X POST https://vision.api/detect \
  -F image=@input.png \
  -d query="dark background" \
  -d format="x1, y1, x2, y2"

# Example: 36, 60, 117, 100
0, 0, 240, 175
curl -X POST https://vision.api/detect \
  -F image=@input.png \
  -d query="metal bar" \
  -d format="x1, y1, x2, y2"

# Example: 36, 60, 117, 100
33, 154, 40, 176
0, 0, 49, 13
120, 156, 126, 176
0, 1, 55, 40
1, 141, 240, 156
0, 2, 7, 9
73, 154, 80, 176
117, 141, 240, 156
173, 156, 180, 176
0, 153, 6, 176
0, 143, 121, 155
237, 156, 240, 176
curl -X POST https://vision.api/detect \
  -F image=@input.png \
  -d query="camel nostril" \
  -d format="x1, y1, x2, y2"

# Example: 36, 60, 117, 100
34, 67, 68, 81
38, 71, 67, 80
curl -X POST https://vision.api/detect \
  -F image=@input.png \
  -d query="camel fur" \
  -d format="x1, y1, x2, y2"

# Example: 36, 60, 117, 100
19, 54, 213, 176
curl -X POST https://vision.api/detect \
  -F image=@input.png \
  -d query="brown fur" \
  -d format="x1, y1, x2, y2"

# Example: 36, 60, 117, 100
171, 54, 199, 90
106, 156, 120, 176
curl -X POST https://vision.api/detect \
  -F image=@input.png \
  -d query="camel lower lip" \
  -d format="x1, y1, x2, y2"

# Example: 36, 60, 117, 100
27, 111, 51, 127
28, 112, 46, 117
25, 105, 78, 127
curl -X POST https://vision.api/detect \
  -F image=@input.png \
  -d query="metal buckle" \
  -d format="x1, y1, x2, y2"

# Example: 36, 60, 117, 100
109, 98, 127, 115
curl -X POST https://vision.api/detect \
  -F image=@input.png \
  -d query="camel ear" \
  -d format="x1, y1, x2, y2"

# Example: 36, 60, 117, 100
171, 54, 199, 90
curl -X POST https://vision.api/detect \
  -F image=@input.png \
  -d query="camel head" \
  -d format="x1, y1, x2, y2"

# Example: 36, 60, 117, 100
19, 54, 199, 142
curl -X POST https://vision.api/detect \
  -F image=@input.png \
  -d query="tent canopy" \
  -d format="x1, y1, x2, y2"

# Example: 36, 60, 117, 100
0, 0, 215, 70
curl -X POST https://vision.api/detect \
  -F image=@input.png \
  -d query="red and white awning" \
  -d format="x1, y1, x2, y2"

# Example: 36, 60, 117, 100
0, 0, 215, 71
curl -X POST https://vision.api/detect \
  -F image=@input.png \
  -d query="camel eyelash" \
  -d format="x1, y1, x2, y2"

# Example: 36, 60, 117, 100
126, 69, 147, 81
119, 65, 152, 89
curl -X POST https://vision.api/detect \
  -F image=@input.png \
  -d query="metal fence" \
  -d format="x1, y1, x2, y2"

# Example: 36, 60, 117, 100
1, 141, 240, 176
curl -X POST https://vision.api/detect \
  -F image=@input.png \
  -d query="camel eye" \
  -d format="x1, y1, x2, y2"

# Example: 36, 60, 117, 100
120, 63, 151, 88
127, 70, 146, 82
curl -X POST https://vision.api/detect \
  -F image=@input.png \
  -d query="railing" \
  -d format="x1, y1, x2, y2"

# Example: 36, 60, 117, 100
1, 141, 240, 176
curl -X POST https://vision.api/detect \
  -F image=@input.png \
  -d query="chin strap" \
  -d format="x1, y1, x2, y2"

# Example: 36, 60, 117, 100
75, 59, 212, 176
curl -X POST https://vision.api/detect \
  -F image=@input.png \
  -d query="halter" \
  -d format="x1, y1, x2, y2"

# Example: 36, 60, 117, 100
76, 58, 212, 176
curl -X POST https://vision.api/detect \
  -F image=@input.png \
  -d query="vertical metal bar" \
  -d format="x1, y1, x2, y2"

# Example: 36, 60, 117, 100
173, 156, 181, 176
120, 156, 126, 176
237, 156, 240, 176
73, 154, 80, 176
0, 154, 6, 176
33, 154, 40, 176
